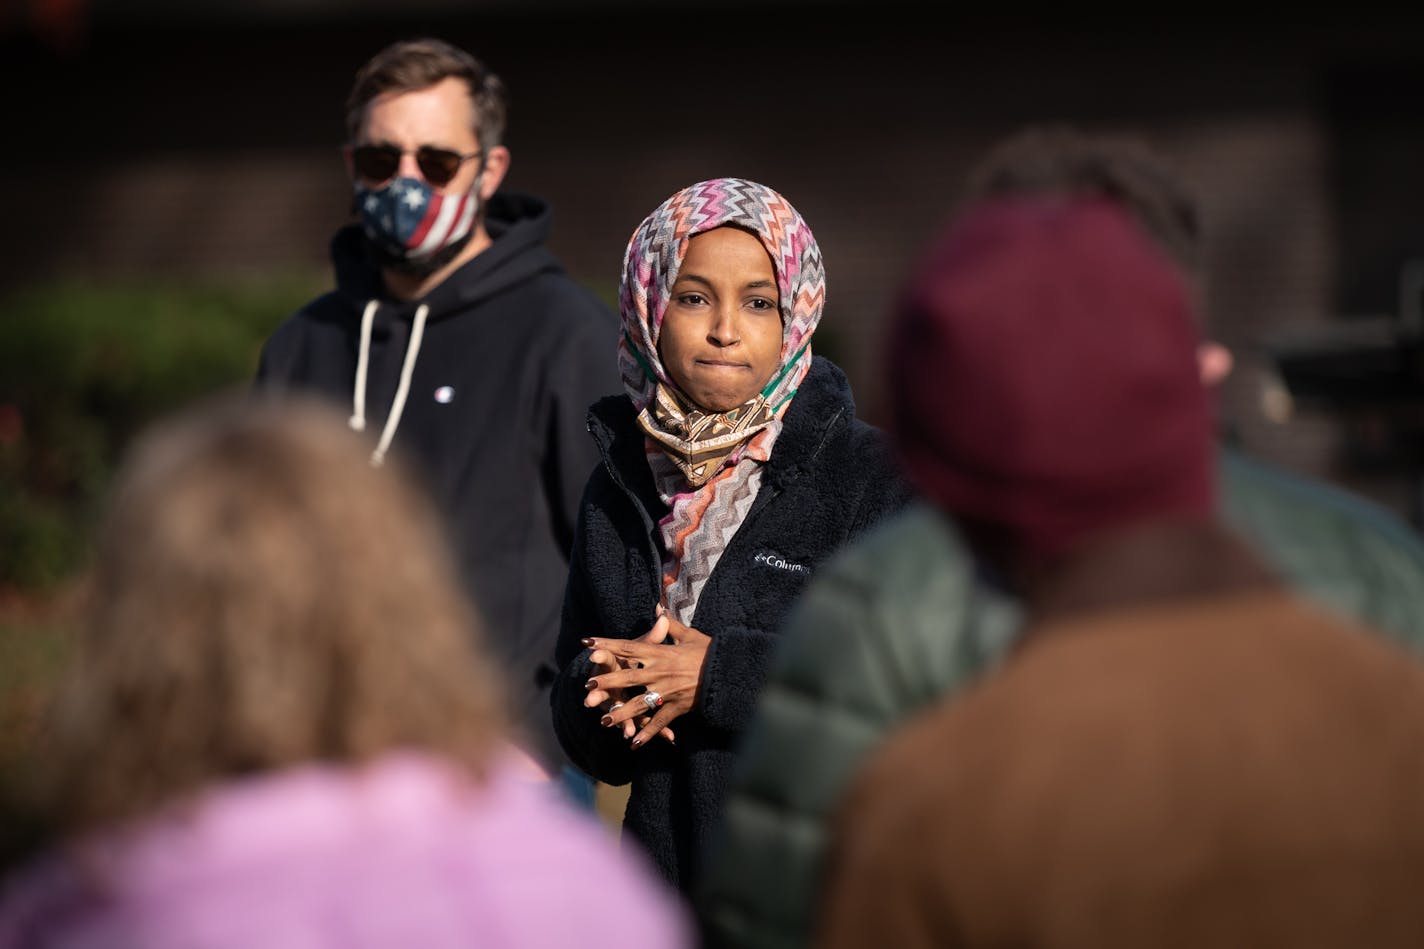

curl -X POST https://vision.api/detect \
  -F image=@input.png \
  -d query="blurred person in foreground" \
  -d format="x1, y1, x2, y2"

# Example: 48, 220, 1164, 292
0, 392, 691, 949
254, 37, 620, 797
550, 177, 913, 892
697, 125, 1424, 949
814, 196, 1424, 948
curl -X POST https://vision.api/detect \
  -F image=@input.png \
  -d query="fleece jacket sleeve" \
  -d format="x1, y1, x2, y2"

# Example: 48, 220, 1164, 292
696, 626, 779, 734
549, 645, 637, 787
549, 488, 641, 787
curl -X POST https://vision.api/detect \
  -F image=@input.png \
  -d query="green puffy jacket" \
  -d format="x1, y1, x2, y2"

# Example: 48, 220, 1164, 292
696, 448, 1424, 949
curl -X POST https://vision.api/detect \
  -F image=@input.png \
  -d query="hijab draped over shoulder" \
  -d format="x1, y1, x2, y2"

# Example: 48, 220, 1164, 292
617, 177, 825, 622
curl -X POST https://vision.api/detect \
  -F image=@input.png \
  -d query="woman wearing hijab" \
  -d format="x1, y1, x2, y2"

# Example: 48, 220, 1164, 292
549, 177, 913, 891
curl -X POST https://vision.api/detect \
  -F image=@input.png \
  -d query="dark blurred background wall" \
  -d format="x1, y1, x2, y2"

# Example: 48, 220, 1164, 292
5, 0, 1423, 525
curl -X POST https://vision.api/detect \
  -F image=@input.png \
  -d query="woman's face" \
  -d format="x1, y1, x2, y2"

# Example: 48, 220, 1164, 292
658, 226, 783, 413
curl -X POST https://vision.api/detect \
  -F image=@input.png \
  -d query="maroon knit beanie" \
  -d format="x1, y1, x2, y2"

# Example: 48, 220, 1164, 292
887, 197, 1215, 568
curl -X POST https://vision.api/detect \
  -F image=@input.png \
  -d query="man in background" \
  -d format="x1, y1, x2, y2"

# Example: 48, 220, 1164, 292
255, 38, 620, 802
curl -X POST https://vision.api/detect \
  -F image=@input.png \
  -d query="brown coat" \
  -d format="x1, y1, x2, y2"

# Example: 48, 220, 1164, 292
817, 526, 1424, 949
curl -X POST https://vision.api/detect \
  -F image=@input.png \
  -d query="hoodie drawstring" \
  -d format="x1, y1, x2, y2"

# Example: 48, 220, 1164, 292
349, 299, 379, 433
349, 299, 430, 468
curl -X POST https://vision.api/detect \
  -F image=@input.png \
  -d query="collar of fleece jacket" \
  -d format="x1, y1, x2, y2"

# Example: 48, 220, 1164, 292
589, 355, 854, 504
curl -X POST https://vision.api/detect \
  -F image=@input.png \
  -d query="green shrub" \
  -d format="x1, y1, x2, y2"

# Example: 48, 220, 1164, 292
0, 274, 323, 591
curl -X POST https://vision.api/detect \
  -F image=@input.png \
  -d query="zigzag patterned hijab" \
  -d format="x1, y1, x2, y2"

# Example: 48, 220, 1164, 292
619, 178, 825, 622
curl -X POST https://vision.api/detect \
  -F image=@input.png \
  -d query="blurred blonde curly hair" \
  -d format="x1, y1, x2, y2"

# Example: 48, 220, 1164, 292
42, 389, 507, 834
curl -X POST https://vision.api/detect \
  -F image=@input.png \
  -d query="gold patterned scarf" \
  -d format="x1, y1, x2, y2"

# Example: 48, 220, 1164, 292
636, 382, 778, 488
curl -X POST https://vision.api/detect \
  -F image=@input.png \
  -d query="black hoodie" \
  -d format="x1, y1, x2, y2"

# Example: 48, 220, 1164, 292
256, 192, 622, 771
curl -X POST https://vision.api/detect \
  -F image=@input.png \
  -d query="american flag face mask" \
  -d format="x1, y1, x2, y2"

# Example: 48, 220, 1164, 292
355, 175, 478, 271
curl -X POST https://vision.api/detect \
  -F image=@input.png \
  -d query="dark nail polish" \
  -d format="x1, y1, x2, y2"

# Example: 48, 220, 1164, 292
600, 715, 613, 727
584, 680, 596, 690
631, 737, 644, 748
580, 638, 595, 647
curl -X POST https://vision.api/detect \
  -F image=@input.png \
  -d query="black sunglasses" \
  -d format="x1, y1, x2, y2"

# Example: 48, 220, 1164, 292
351, 144, 482, 188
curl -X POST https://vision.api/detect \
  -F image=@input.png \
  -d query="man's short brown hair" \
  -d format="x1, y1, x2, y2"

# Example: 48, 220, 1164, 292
345, 37, 508, 150
962, 124, 1203, 280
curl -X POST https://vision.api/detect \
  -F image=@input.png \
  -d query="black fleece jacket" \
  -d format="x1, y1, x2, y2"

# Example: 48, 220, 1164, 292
550, 356, 914, 891
255, 192, 622, 772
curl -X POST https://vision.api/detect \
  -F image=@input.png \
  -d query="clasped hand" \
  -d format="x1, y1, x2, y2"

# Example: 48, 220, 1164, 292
582, 611, 710, 749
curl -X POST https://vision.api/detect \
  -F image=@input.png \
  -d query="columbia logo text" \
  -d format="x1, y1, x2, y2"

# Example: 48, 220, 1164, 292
754, 551, 810, 575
